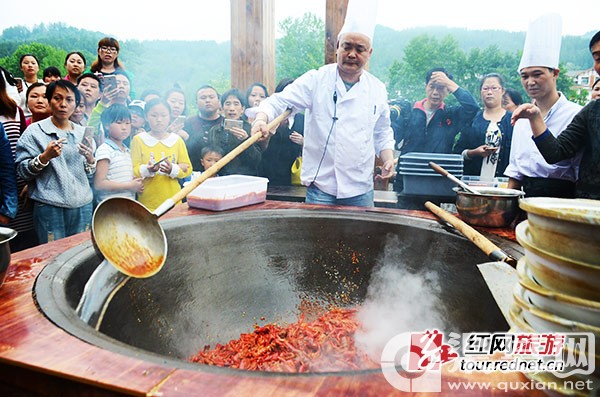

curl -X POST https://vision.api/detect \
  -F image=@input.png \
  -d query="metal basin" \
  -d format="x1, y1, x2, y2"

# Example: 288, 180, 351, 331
454, 187, 524, 227
34, 209, 517, 373
0, 227, 17, 289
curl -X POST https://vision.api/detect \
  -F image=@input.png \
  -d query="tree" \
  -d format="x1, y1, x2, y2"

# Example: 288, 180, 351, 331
0, 42, 66, 77
276, 12, 324, 82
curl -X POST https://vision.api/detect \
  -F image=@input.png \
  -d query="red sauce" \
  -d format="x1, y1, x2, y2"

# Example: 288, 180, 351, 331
5, 257, 43, 282
99, 233, 163, 277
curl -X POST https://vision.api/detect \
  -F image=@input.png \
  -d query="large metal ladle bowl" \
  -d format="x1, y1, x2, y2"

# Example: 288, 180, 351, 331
91, 110, 291, 278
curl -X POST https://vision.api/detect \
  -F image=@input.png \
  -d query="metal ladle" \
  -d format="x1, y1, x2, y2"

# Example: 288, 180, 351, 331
91, 110, 291, 278
428, 161, 482, 195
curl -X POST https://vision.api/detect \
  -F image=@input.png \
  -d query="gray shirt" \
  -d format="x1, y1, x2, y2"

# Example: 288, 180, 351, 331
16, 117, 94, 208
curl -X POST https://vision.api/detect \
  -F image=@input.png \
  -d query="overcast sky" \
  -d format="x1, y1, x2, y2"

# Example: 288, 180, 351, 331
0, 0, 597, 42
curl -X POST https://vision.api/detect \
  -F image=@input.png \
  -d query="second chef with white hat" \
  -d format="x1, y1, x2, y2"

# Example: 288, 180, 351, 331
504, 13, 583, 198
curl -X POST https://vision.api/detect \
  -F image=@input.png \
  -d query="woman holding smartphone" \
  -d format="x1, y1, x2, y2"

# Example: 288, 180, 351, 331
209, 88, 261, 176
15, 80, 96, 244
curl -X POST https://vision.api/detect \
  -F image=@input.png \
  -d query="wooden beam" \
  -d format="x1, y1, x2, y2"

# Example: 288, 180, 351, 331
325, 0, 348, 64
230, 0, 275, 95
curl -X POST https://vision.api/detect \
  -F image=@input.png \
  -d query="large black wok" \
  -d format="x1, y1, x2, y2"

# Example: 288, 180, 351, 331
34, 209, 516, 373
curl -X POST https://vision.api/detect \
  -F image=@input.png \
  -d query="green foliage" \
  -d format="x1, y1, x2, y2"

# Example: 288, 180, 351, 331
276, 12, 324, 82
0, 42, 67, 77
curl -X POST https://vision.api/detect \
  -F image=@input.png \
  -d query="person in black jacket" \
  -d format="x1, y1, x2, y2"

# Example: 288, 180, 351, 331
209, 88, 261, 176
389, 67, 479, 192
258, 78, 304, 185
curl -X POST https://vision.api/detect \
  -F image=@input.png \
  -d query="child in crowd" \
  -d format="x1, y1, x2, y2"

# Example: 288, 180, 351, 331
200, 145, 224, 172
94, 104, 144, 204
125, 99, 147, 147
42, 66, 62, 83
130, 98, 192, 211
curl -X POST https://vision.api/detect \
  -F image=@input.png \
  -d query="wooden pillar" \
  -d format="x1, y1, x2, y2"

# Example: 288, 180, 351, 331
325, 0, 348, 64
230, 0, 275, 94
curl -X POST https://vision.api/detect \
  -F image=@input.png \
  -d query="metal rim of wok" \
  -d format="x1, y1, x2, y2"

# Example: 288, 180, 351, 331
34, 209, 520, 377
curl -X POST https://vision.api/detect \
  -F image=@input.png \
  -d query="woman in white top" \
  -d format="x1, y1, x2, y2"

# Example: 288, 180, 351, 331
18, 54, 44, 118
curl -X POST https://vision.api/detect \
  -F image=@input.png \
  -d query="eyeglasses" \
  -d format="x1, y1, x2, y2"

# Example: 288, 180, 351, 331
481, 86, 502, 92
99, 46, 118, 53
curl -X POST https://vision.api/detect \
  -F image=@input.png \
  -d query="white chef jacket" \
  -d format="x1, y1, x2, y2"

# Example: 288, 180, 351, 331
504, 93, 582, 182
254, 64, 394, 199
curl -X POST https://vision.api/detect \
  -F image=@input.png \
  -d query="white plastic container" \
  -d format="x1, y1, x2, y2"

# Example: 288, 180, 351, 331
187, 175, 269, 211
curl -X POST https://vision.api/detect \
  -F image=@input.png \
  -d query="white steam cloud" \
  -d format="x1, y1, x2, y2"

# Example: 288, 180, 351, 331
354, 235, 447, 361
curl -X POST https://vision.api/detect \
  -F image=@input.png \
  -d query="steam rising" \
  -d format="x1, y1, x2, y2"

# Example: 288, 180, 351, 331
354, 235, 446, 361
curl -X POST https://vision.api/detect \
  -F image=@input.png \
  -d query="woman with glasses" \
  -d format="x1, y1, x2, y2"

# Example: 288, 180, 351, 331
89, 37, 135, 98
454, 73, 513, 178
90, 37, 124, 76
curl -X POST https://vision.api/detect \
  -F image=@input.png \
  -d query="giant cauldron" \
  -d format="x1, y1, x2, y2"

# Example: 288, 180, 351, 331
34, 209, 513, 373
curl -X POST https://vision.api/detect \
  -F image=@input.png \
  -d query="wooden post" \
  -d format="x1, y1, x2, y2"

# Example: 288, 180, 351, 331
230, 0, 275, 94
325, 0, 348, 65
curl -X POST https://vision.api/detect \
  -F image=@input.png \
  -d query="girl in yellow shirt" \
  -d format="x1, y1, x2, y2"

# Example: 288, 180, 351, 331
131, 98, 192, 211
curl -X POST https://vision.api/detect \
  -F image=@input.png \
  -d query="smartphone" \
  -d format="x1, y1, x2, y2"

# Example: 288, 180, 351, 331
102, 75, 117, 91
84, 126, 95, 142
224, 118, 243, 131
154, 156, 170, 166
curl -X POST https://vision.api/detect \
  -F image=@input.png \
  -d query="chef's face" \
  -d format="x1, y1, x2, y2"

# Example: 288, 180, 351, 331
519, 67, 558, 101
336, 33, 372, 76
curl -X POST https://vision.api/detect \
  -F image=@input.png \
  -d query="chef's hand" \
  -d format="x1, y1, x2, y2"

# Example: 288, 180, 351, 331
250, 113, 270, 140
376, 159, 395, 180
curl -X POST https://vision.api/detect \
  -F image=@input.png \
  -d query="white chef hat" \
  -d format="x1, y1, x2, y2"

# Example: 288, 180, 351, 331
337, 0, 378, 44
518, 13, 562, 72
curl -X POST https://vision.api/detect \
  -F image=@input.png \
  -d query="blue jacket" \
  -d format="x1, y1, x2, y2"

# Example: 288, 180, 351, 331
0, 123, 18, 221
390, 87, 479, 155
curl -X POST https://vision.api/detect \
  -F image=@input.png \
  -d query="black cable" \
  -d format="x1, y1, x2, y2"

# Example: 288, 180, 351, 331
310, 91, 338, 186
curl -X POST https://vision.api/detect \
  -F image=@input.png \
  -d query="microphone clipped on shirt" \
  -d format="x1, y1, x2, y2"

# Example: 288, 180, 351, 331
332, 91, 338, 121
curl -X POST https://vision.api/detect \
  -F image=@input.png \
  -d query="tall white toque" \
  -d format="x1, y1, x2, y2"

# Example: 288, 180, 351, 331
518, 13, 563, 72
337, 0, 378, 44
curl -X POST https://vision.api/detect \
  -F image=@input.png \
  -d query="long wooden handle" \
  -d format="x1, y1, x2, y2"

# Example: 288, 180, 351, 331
170, 110, 292, 204
428, 161, 449, 177
424, 201, 516, 266
429, 161, 481, 195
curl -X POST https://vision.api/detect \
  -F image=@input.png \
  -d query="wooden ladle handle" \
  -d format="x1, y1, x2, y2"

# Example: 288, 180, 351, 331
425, 201, 517, 266
171, 109, 292, 204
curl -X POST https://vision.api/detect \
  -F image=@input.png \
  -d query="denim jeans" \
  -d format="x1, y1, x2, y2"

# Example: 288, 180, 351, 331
305, 184, 374, 207
33, 201, 93, 243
